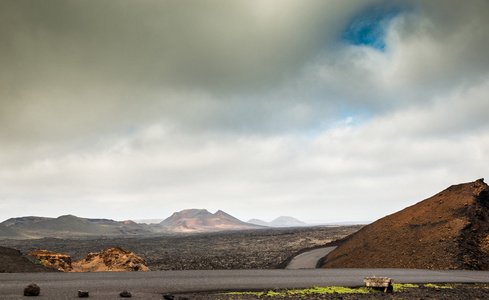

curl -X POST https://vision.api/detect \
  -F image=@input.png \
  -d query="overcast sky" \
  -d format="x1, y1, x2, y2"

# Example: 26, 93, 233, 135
1, 0, 489, 224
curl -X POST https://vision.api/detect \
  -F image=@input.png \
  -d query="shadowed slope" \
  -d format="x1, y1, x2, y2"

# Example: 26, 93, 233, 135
322, 179, 489, 270
0, 246, 59, 273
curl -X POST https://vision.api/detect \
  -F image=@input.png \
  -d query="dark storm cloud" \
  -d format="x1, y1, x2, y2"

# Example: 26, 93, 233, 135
1, 0, 386, 143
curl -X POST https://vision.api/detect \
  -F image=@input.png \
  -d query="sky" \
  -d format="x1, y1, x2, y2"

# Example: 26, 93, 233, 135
1, 0, 489, 224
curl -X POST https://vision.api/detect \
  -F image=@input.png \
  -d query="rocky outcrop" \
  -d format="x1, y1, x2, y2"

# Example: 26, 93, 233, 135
0, 246, 59, 273
322, 179, 489, 270
72, 247, 149, 272
28, 250, 73, 272
26, 248, 149, 272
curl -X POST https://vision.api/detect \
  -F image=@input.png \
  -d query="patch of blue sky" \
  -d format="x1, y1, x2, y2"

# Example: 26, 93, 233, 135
302, 109, 372, 139
335, 108, 372, 128
342, 5, 404, 51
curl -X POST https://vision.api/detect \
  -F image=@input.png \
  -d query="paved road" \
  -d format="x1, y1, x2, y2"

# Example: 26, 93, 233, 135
2, 269, 489, 299
286, 247, 337, 269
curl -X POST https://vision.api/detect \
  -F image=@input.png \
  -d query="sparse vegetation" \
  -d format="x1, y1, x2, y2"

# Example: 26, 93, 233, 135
223, 286, 375, 297
181, 283, 489, 299
423, 283, 455, 289
392, 283, 419, 292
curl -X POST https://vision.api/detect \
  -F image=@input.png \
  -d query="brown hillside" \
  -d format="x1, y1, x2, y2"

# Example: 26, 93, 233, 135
322, 179, 489, 270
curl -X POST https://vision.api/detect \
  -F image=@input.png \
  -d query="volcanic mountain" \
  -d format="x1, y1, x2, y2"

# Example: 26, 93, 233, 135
158, 209, 262, 232
247, 216, 308, 227
322, 179, 489, 270
1, 215, 152, 238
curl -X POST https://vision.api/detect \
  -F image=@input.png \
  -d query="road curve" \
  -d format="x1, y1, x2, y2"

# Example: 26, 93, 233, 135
286, 246, 337, 269
2, 269, 489, 298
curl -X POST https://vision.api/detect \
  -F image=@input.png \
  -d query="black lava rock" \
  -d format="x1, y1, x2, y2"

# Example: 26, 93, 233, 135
120, 290, 132, 297
78, 290, 89, 297
24, 283, 40, 296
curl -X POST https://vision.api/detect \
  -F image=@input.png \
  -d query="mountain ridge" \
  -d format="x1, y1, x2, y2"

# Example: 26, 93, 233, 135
0, 209, 264, 238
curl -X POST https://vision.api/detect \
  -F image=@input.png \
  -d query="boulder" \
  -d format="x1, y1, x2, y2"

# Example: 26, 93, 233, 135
24, 283, 40, 296
119, 290, 132, 297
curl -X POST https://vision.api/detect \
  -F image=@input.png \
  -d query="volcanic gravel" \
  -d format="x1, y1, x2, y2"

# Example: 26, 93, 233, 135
1, 226, 362, 271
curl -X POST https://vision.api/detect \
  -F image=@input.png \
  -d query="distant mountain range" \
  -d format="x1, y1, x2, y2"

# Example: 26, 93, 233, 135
0, 215, 152, 239
0, 209, 269, 239
247, 216, 309, 227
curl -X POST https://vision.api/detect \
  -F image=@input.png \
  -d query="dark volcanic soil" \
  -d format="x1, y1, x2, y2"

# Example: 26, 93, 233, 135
1, 226, 361, 271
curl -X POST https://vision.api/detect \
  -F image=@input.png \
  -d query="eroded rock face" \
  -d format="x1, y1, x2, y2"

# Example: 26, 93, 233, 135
72, 247, 149, 272
28, 250, 73, 272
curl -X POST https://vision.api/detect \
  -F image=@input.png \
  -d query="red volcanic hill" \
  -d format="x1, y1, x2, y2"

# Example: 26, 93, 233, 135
158, 209, 262, 232
322, 179, 489, 270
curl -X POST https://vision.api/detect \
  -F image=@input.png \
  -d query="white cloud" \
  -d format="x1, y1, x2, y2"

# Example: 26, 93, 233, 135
1, 0, 489, 223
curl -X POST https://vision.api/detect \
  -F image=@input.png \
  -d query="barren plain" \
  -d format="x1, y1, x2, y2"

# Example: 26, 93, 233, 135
1, 225, 362, 271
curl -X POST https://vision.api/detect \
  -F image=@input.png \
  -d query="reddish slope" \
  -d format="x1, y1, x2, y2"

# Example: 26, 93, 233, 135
322, 179, 489, 270
159, 209, 262, 232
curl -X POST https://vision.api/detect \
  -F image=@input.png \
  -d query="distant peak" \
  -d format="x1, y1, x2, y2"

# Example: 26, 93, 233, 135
270, 216, 307, 227
179, 209, 210, 215
58, 214, 79, 219
181, 208, 209, 213
214, 210, 230, 216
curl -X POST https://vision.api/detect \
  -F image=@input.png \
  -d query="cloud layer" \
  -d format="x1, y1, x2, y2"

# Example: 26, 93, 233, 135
1, 0, 489, 223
